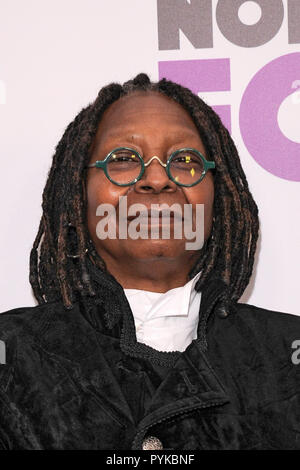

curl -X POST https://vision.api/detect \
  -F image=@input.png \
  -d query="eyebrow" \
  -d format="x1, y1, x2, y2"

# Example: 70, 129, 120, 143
90, 125, 205, 159
99, 127, 201, 142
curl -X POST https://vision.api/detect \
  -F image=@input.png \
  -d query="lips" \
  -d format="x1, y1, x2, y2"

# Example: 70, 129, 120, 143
127, 208, 183, 222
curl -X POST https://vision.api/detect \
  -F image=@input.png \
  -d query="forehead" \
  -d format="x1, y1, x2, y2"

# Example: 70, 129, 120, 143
102, 91, 195, 122
91, 91, 202, 148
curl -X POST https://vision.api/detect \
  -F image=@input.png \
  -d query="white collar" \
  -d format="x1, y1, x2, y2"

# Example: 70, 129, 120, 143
124, 272, 201, 321
124, 272, 202, 352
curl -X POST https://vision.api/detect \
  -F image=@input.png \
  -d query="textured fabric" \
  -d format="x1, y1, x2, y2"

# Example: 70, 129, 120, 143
124, 271, 201, 352
0, 264, 300, 450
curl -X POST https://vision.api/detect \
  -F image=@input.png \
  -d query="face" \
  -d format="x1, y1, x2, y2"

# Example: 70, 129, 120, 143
86, 91, 214, 275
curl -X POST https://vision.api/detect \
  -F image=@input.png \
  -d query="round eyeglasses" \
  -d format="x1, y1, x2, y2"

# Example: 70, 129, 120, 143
86, 147, 215, 187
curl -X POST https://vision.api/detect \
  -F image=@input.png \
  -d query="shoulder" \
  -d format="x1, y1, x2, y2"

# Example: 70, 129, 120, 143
0, 299, 90, 366
233, 301, 300, 328
0, 298, 100, 366
0, 300, 67, 341
208, 301, 300, 384
224, 301, 300, 348
0, 299, 98, 398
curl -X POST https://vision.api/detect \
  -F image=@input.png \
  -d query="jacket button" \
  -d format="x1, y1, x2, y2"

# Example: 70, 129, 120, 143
216, 305, 229, 318
142, 436, 163, 450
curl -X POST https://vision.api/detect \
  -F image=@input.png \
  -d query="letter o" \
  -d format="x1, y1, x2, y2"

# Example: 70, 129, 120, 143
216, 0, 284, 47
239, 52, 300, 181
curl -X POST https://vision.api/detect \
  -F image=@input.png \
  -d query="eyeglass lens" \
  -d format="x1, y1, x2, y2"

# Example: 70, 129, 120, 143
169, 150, 204, 185
106, 149, 142, 185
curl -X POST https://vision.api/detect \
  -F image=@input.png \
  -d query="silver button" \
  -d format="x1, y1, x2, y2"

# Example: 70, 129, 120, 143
142, 436, 163, 450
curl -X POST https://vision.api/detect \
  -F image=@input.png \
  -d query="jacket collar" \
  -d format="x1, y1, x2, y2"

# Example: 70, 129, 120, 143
84, 259, 229, 367
49, 260, 231, 438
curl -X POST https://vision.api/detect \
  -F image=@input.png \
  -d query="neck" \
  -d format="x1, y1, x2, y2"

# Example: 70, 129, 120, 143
98, 253, 199, 293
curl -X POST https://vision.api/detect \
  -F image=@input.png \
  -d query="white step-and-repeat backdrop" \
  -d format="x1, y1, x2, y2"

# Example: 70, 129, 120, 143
0, 0, 299, 314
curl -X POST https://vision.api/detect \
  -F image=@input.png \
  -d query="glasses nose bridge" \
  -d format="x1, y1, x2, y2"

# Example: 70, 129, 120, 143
143, 155, 167, 169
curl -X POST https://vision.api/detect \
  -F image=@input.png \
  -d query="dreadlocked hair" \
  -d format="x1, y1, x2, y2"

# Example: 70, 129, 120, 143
30, 72, 259, 312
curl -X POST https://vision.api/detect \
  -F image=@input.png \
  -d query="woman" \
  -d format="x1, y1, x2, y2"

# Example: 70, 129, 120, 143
0, 73, 299, 450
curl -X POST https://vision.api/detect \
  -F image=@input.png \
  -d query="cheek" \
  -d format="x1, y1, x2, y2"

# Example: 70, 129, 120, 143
185, 177, 215, 236
187, 177, 214, 210
86, 174, 121, 213
86, 175, 116, 242
86, 174, 130, 242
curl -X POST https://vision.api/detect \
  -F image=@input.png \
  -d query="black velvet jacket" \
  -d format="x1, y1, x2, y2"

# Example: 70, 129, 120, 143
0, 262, 300, 450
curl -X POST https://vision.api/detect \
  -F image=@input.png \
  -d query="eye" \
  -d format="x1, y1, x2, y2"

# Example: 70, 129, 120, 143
173, 155, 199, 163
109, 149, 138, 163
171, 150, 204, 170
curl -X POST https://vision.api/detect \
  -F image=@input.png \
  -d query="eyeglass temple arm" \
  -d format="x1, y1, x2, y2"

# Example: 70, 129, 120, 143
206, 161, 215, 169
86, 161, 106, 169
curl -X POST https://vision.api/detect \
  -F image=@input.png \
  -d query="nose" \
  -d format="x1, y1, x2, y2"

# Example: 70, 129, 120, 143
134, 155, 177, 194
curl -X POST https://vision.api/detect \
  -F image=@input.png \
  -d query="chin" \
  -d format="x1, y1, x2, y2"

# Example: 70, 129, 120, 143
125, 239, 191, 260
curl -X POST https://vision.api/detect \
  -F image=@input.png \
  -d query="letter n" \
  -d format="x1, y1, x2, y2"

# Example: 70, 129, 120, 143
157, 0, 213, 50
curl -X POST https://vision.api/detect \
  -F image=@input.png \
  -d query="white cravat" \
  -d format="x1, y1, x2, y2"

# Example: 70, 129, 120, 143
124, 272, 202, 353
